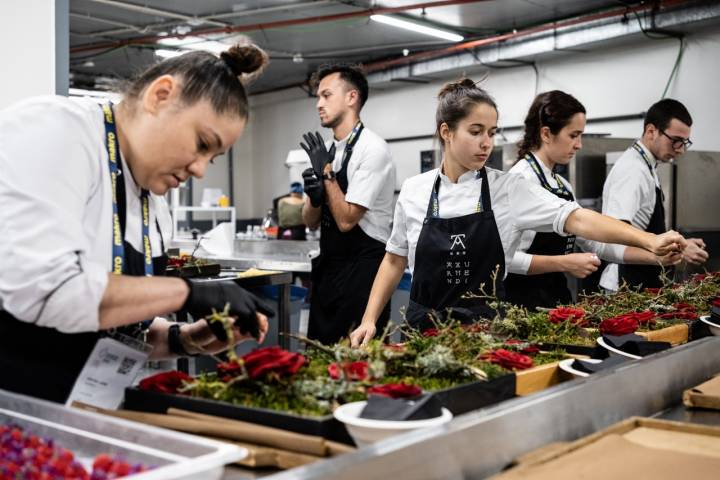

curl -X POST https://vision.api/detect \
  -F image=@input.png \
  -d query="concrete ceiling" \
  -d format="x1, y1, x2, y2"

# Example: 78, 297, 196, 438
68, 0, 652, 94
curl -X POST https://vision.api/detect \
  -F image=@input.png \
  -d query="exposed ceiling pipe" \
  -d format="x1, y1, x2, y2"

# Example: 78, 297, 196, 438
71, 0, 488, 54
77, 0, 337, 38
84, 0, 229, 28
364, 0, 693, 72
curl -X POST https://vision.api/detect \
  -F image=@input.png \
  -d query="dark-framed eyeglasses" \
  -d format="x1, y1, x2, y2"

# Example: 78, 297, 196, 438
660, 130, 692, 150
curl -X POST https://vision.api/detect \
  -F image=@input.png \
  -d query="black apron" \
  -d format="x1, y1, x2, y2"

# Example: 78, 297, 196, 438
307, 123, 390, 345
618, 142, 666, 289
0, 104, 167, 403
406, 167, 505, 331
504, 154, 576, 310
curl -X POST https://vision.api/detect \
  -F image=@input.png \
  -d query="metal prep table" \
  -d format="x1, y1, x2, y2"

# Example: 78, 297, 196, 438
235, 337, 720, 480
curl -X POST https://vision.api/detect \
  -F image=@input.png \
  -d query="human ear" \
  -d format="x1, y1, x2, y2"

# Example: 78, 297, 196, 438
142, 74, 178, 114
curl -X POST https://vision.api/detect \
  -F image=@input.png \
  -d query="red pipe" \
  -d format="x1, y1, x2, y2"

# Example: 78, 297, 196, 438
70, 0, 487, 54
365, 0, 692, 72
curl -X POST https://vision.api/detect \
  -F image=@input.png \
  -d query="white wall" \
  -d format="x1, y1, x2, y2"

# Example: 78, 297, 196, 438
236, 26, 720, 218
0, 0, 67, 109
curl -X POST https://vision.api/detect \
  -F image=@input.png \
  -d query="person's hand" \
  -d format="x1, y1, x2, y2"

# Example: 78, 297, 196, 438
178, 315, 269, 355
350, 320, 377, 348
682, 238, 709, 265
182, 280, 275, 341
648, 230, 686, 256
302, 167, 324, 208
561, 253, 601, 278
655, 250, 683, 266
300, 131, 336, 177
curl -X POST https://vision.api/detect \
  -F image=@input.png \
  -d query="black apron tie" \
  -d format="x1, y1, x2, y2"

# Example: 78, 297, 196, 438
405, 167, 505, 332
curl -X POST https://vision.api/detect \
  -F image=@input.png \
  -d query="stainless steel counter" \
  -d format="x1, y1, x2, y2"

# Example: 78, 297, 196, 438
170, 239, 318, 273
256, 337, 720, 480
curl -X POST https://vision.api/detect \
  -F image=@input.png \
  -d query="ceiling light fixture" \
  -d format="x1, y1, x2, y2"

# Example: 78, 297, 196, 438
157, 36, 228, 54
155, 49, 185, 59
370, 14, 463, 42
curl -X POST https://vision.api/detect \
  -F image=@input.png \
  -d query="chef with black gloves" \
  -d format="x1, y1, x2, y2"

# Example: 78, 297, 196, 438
0, 44, 273, 403
301, 63, 396, 345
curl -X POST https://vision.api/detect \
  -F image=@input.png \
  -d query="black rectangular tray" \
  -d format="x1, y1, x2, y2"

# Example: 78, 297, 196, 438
124, 374, 517, 445
165, 263, 222, 278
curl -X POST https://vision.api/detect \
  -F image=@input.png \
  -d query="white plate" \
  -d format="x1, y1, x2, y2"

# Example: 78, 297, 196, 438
558, 358, 602, 378
333, 401, 453, 447
596, 336, 642, 360
699, 315, 720, 336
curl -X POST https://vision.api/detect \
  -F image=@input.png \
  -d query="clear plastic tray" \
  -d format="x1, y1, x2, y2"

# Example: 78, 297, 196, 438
0, 388, 246, 479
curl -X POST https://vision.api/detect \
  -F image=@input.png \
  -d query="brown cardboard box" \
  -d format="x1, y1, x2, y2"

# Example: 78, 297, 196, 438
684, 374, 720, 410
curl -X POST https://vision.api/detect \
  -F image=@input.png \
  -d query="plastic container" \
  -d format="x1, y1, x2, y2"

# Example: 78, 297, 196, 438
333, 401, 452, 447
0, 388, 245, 479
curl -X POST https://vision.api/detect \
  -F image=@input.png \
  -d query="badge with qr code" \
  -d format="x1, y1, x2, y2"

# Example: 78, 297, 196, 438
65, 333, 153, 410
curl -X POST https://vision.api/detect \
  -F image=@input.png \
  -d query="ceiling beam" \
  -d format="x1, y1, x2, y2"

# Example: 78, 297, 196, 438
84, 0, 228, 27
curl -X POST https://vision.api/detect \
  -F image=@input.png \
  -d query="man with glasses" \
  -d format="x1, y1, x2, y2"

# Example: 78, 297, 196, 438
600, 98, 708, 291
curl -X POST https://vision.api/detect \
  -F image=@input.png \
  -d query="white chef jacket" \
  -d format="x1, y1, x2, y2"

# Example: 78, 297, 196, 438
507, 158, 626, 274
0, 96, 171, 333
600, 141, 661, 290
386, 166, 581, 276
329, 125, 396, 244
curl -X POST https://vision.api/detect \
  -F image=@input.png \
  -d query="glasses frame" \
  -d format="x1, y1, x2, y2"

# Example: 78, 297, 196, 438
660, 130, 692, 150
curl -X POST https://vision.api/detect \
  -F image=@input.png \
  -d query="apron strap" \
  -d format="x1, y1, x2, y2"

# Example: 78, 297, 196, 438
632, 141, 665, 202
427, 167, 488, 218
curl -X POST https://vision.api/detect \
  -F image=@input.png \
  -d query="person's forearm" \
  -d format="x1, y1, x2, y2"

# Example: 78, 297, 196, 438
623, 246, 661, 265
564, 209, 652, 251
526, 255, 566, 275
98, 274, 188, 330
362, 253, 407, 325
302, 198, 321, 228
324, 179, 364, 232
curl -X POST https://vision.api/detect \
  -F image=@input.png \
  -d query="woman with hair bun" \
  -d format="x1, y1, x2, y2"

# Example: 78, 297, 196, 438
0, 44, 273, 402
349, 80, 686, 346
504, 91, 680, 310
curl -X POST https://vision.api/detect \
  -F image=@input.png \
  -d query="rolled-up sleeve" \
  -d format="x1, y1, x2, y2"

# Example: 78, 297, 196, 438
510, 176, 581, 236
577, 238, 627, 264
385, 191, 409, 257
345, 144, 392, 209
0, 101, 107, 332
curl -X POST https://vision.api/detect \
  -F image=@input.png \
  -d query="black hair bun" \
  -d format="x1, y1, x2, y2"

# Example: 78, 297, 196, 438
438, 77, 478, 98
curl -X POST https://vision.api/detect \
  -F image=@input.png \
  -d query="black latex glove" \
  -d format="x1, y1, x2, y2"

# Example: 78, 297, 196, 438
182, 280, 275, 341
302, 167, 324, 208
300, 131, 336, 177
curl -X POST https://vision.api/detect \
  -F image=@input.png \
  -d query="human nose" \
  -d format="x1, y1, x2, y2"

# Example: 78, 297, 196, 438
187, 155, 211, 179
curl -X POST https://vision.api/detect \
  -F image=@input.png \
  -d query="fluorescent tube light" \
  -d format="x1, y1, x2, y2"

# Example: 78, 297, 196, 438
155, 49, 184, 58
370, 14, 464, 42
157, 36, 227, 54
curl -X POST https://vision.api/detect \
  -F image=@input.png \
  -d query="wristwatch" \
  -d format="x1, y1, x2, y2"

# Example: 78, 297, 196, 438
322, 170, 336, 181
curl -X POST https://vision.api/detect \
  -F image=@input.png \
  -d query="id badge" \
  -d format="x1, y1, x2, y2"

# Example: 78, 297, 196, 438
65, 333, 153, 410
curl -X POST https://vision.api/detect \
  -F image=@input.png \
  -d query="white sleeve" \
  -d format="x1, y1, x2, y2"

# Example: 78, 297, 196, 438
509, 176, 581, 236
385, 190, 409, 257
508, 251, 534, 275
602, 167, 645, 222
0, 103, 107, 332
577, 237, 627, 264
345, 144, 392, 209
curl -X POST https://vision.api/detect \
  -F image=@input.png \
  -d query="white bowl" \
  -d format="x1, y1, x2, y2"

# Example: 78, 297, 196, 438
333, 401, 453, 447
596, 337, 642, 360
699, 315, 720, 336
558, 358, 602, 378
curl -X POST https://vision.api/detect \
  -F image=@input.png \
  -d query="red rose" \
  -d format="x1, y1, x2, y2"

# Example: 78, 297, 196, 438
632, 310, 656, 326
217, 360, 244, 382
240, 346, 306, 380
138, 371, 192, 394
599, 315, 639, 336
644, 287, 662, 295
367, 383, 422, 399
658, 303, 698, 320
422, 328, 439, 337
328, 361, 370, 381
548, 307, 587, 326
712, 297, 720, 308
480, 348, 534, 370
692, 273, 708, 283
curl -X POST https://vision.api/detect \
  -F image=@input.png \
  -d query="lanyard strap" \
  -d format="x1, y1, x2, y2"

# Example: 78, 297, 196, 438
632, 141, 664, 200
101, 103, 154, 277
525, 153, 572, 197
428, 167, 486, 218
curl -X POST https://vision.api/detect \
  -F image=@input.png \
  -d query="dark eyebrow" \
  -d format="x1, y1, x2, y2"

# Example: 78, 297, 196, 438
208, 130, 223, 151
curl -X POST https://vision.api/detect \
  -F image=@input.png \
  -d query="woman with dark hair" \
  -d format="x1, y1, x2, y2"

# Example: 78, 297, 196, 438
504, 91, 680, 310
0, 44, 273, 402
349, 80, 686, 347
